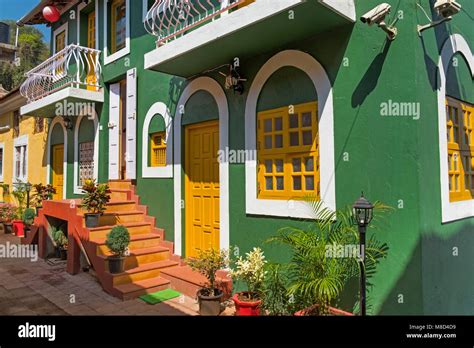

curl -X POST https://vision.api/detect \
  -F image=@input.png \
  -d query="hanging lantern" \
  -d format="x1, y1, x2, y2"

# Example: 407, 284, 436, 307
43, 5, 61, 23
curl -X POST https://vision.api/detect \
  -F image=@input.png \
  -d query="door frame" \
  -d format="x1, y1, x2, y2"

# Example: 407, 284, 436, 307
184, 119, 220, 257
173, 76, 229, 257
46, 117, 68, 199
52, 144, 65, 200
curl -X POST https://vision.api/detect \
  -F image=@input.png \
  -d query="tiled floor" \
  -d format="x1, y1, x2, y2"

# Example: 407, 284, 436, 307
0, 233, 200, 316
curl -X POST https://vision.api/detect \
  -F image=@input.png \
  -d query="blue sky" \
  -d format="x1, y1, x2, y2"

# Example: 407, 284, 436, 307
0, 0, 49, 42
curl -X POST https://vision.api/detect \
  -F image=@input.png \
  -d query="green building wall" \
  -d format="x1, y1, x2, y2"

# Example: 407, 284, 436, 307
46, 0, 472, 314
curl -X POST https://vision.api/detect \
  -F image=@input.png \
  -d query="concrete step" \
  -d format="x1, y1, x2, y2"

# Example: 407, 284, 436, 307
108, 180, 133, 190
114, 277, 171, 300
111, 259, 179, 286
109, 189, 131, 201
160, 265, 231, 299
104, 200, 137, 213
89, 222, 152, 241
97, 233, 161, 255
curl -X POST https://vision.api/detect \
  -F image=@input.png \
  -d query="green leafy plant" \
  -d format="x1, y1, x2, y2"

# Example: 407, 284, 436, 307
229, 247, 267, 302
267, 199, 391, 315
81, 179, 111, 214
105, 225, 130, 257
52, 227, 68, 250
32, 184, 56, 207
261, 263, 294, 316
22, 208, 36, 226
11, 184, 27, 219
187, 248, 229, 296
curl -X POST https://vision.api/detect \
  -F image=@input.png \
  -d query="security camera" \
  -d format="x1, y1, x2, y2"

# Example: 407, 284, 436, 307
417, 0, 461, 36
360, 3, 397, 40
434, 0, 461, 18
360, 3, 391, 26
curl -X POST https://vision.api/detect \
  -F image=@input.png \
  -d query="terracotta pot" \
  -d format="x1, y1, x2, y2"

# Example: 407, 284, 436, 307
232, 292, 262, 316
4, 223, 12, 234
12, 220, 24, 237
197, 288, 224, 316
294, 305, 354, 316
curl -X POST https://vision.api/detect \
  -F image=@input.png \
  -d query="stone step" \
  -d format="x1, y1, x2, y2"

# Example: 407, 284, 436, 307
114, 277, 171, 301
109, 189, 131, 201
89, 222, 152, 241
111, 259, 179, 286
108, 180, 133, 190
104, 200, 137, 213
97, 233, 161, 255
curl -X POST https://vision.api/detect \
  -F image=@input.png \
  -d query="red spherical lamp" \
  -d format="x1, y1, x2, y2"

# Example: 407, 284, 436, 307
43, 5, 61, 23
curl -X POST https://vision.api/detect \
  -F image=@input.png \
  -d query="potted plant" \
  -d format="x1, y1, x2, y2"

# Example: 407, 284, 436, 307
22, 208, 36, 236
105, 225, 130, 274
52, 227, 68, 260
81, 179, 111, 228
11, 185, 27, 237
1, 204, 17, 234
230, 247, 266, 316
187, 248, 229, 316
32, 184, 56, 215
268, 200, 390, 316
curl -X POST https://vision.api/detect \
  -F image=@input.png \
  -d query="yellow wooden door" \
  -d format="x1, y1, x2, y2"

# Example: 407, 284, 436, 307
185, 121, 220, 258
86, 11, 97, 91
52, 145, 64, 200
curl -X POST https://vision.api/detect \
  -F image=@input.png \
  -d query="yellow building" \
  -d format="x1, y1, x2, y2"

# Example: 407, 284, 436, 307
0, 88, 48, 203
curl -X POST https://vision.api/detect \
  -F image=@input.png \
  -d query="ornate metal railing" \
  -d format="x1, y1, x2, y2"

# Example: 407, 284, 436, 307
144, 0, 247, 46
20, 44, 102, 102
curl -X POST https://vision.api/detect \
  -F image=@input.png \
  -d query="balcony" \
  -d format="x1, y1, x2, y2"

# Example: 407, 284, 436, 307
20, 44, 104, 117
144, 0, 355, 77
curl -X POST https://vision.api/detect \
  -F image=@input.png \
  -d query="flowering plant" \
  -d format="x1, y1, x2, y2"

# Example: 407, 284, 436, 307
0, 204, 18, 223
229, 247, 267, 301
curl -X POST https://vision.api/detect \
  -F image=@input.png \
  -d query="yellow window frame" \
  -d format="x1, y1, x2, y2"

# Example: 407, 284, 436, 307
150, 131, 166, 167
446, 96, 474, 202
257, 101, 319, 200
111, 0, 126, 54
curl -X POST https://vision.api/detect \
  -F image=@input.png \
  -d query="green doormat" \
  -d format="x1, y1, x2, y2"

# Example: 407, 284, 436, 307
139, 289, 182, 305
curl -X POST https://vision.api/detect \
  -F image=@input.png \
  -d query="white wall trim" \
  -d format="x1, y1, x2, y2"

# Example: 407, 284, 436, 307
437, 34, 474, 223
12, 135, 29, 184
103, 0, 131, 65
46, 117, 68, 200
0, 142, 4, 182
173, 77, 229, 256
142, 102, 173, 178
73, 114, 100, 194
53, 22, 69, 54
245, 50, 336, 219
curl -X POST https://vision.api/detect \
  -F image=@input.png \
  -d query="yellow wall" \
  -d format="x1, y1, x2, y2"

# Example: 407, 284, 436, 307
0, 110, 48, 203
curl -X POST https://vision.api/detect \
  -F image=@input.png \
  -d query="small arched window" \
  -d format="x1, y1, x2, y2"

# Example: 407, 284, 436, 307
149, 115, 167, 167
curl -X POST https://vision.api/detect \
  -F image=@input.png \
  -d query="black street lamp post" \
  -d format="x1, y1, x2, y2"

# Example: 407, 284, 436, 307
25, 182, 32, 209
352, 192, 374, 316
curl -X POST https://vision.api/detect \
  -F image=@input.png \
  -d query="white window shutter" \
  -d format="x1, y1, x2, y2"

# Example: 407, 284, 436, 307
108, 82, 121, 180
126, 68, 137, 180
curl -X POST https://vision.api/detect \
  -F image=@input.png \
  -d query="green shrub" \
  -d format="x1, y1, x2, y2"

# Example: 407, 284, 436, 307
187, 248, 229, 296
229, 247, 266, 301
52, 227, 68, 249
22, 208, 36, 226
105, 225, 130, 257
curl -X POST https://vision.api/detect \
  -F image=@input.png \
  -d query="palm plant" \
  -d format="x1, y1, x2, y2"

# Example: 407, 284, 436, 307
267, 198, 391, 315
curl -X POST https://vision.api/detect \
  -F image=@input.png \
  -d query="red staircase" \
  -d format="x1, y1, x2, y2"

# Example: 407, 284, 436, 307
34, 180, 231, 301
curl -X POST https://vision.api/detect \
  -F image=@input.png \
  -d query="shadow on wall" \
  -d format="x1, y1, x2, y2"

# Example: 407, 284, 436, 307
351, 39, 392, 108
379, 224, 474, 315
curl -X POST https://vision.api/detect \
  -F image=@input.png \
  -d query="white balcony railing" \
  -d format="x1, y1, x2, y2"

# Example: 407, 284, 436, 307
144, 0, 247, 46
20, 44, 102, 103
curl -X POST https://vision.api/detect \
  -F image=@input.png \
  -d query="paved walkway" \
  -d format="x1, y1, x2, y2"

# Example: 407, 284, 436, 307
0, 233, 200, 316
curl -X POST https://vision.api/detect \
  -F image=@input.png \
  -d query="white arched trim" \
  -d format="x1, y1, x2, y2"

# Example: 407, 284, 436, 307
73, 113, 100, 194
437, 34, 474, 223
46, 117, 68, 200
245, 50, 336, 218
142, 102, 173, 178
173, 77, 229, 256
